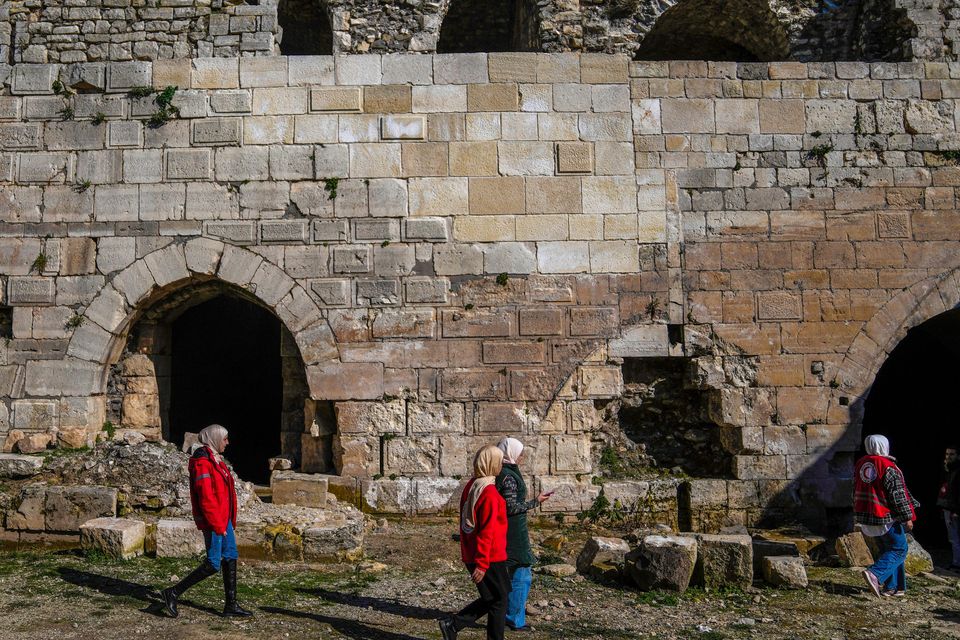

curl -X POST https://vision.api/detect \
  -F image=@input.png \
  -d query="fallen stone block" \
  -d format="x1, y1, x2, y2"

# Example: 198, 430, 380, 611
57, 426, 92, 449
752, 537, 800, 575
80, 517, 145, 560
155, 518, 205, 558
693, 533, 753, 589
15, 433, 52, 454
45, 485, 118, 532
576, 536, 630, 575
905, 534, 933, 575
536, 563, 577, 577
2, 430, 25, 453
303, 518, 363, 562
0, 453, 43, 478
268, 457, 293, 471
762, 555, 808, 589
7, 484, 47, 531
836, 531, 873, 567
271, 471, 328, 509
625, 534, 698, 592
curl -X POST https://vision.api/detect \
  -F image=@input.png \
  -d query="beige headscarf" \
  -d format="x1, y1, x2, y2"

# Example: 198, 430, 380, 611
497, 437, 523, 465
198, 424, 228, 462
461, 445, 503, 534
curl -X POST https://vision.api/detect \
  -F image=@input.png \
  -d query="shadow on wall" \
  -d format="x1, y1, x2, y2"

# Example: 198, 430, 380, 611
770, 306, 960, 545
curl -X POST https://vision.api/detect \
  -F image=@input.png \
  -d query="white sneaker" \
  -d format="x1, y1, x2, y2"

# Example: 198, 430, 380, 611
861, 569, 882, 598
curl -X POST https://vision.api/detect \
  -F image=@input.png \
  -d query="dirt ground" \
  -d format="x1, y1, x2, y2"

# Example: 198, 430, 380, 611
1, 518, 959, 640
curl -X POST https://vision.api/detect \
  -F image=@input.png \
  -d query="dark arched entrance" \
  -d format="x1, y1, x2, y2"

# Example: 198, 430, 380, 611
863, 308, 960, 549
438, 0, 539, 53
278, 0, 334, 55
169, 296, 282, 484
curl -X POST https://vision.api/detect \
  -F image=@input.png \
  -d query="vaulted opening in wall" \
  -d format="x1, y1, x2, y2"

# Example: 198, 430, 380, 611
278, 0, 334, 55
437, 0, 539, 53
863, 307, 960, 550
633, 0, 790, 61
0, 306, 12, 339
109, 281, 311, 485
614, 357, 728, 478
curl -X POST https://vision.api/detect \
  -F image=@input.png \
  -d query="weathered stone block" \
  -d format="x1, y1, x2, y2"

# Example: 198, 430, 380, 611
45, 486, 117, 532
80, 518, 145, 560
626, 535, 698, 592
762, 555, 807, 588
0, 453, 44, 478
576, 536, 630, 575
271, 471, 328, 509
155, 519, 206, 558
692, 534, 754, 589
836, 531, 874, 567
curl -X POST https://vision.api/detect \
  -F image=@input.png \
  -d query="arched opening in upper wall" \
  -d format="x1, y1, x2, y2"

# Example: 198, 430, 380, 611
790, 0, 918, 61
437, 0, 540, 53
277, 0, 334, 55
634, 0, 790, 61
862, 307, 960, 550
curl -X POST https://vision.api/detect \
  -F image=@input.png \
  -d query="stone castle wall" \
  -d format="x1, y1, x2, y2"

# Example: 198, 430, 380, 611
0, 51, 958, 530
0, 0, 951, 63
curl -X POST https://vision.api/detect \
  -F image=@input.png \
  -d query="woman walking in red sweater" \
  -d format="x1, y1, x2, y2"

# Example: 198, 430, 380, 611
439, 445, 510, 640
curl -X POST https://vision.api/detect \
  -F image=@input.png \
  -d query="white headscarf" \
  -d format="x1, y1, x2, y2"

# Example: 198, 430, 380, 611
461, 446, 503, 535
198, 424, 228, 461
497, 437, 524, 465
864, 434, 891, 458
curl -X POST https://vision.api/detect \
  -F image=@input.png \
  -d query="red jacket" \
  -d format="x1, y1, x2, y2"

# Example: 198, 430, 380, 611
459, 479, 507, 571
854, 454, 916, 522
189, 446, 238, 534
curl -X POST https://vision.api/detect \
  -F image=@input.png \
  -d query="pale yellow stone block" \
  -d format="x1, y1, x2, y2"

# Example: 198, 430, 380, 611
637, 185, 666, 211
363, 85, 412, 113
582, 176, 636, 214
580, 54, 629, 84
449, 141, 498, 176
538, 113, 579, 141
501, 113, 538, 141
409, 177, 469, 216
589, 240, 639, 273
516, 214, 568, 241
594, 142, 635, 176
489, 53, 537, 83
453, 215, 516, 242
413, 85, 467, 113
465, 113, 501, 141
604, 214, 638, 239
154, 60, 191, 89
469, 177, 525, 214
243, 116, 293, 144
467, 84, 519, 111
253, 87, 309, 115
401, 142, 449, 177
310, 87, 362, 112
192, 58, 239, 89
525, 176, 581, 213
638, 211, 667, 243
499, 141, 554, 175
339, 114, 380, 142
350, 143, 402, 178
569, 214, 604, 240
556, 142, 594, 174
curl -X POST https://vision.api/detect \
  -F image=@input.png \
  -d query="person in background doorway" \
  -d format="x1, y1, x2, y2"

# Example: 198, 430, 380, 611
439, 445, 509, 640
495, 437, 551, 632
160, 424, 253, 618
937, 444, 960, 571
854, 434, 920, 598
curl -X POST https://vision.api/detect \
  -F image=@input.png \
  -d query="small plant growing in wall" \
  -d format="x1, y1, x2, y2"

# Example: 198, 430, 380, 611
91, 111, 107, 125
807, 143, 834, 169
496, 273, 509, 286
58, 104, 75, 121
31, 252, 47, 273
74, 179, 92, 193
66, 314, 84, 329
323, 177, 340, 200
52, 80, 74, 97
101, 420, 116, 439
127, 86, 154, 99
147, 85, 180, 128
932, 150, 960, 165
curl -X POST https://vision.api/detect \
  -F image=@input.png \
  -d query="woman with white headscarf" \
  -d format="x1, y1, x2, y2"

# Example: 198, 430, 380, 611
494, 437, 551, 632
160, 424, 252, 618
854, 434, 919, 598
439, 445, 509, 640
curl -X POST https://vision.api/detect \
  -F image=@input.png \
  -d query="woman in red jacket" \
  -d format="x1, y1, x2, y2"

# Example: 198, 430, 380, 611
439, 445, 509, 640
160, 424, 252, 618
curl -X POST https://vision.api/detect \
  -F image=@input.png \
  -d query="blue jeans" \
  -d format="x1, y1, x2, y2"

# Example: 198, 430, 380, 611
203, 521, 238, 571
945, 511, 960, 566
506, 566, 532, 629
868, 523, 907, 592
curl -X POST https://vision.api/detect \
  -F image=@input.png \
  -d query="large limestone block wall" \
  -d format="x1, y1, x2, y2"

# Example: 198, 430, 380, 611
0, 52, 958, 529
0, 0, 950, 62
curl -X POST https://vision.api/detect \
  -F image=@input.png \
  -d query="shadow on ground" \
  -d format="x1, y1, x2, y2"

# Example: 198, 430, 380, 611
261, 605, 426, 640
301, 587, 447, 620
56, 567, 219, 617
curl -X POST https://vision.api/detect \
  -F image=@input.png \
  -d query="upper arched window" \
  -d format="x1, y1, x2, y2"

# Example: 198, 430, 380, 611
278, 0, 334, 55
634, 0, 790, 61
437, 0, 539, 53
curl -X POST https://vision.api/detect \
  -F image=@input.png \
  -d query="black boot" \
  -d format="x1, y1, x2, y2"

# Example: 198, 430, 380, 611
160, 559, 217, 618
221, 559, 253, 617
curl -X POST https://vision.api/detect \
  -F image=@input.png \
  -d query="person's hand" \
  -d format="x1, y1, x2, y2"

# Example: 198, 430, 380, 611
537, 492, 551, 504
471, 567, 486, 584
904, 520, 914, 532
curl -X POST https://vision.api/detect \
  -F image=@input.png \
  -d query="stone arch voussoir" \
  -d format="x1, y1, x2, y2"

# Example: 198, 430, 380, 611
65, 239, 338, 395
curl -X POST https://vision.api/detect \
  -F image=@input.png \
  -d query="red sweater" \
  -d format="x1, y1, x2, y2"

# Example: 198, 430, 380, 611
189, 446, 238, 534
459, 480, 508, 571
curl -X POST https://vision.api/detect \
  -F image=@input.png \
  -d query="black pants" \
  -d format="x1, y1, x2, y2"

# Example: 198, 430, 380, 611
454, 561, 511, 640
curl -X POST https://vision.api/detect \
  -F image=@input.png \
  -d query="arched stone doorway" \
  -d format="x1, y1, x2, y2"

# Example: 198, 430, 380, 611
278, 0, 334, 55
634, 0, 790, 61
437, 0, 539, 53
862, 308, 960, 549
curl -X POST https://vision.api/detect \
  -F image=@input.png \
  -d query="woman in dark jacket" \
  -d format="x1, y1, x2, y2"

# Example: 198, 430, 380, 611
495, 437, 550, 631
160, 424, 253, 618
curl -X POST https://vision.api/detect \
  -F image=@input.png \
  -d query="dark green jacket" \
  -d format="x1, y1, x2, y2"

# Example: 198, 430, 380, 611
496, 463, 538, 567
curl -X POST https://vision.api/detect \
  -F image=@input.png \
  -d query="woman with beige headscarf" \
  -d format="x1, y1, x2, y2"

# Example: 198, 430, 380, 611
439, 445, 509, 640
160, 424, 253, 619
